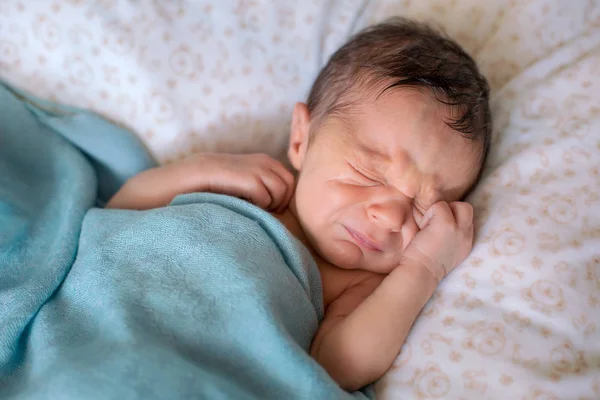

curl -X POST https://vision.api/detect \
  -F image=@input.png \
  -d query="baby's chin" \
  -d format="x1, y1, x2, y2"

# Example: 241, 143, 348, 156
315, 238, 398, 274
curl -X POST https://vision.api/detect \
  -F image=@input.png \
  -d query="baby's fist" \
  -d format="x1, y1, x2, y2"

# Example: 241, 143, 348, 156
402, 201, 474, 283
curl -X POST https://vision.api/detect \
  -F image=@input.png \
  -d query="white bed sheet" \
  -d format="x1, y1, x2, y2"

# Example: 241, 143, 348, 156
1, 1, 599, 398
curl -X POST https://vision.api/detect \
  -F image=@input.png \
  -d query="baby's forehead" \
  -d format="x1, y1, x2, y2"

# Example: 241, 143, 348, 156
330, 90, 482, 197
335, 85, 452, 129
340, 88, 467, 146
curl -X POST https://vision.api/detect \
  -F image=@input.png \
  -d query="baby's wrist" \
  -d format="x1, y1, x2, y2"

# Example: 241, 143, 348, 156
396, 253, 444, 287
385, 260, 438, 302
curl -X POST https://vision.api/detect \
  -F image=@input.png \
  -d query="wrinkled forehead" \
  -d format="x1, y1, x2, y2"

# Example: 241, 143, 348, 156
334, 87, 483, 198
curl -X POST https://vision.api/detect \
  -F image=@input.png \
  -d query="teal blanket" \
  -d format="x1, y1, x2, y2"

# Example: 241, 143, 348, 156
0, 83, 370, 399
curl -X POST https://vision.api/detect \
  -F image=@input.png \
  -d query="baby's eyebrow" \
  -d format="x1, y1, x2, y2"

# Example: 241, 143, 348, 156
353, 139, 390, 163
336, 116, 387, 160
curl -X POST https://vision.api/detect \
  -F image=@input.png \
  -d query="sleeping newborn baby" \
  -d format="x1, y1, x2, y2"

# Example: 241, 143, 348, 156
108, 18, 491, 391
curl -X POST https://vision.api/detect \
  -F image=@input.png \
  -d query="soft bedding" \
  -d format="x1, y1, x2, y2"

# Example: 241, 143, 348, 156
0, 84, 369, 400
1, 1, 600, 399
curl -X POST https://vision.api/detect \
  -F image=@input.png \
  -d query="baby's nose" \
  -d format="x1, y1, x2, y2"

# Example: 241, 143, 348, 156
366, 198, 409, 232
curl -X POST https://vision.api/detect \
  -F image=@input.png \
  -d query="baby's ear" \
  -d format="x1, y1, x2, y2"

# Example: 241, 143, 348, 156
288, 102, 311, 171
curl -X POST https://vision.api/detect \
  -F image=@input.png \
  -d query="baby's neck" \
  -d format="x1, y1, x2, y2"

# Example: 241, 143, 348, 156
272, 196, 321, 262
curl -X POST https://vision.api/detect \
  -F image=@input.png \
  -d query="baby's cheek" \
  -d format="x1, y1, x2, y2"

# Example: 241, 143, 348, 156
327, 180, 371, 206
296, 178, 332, 224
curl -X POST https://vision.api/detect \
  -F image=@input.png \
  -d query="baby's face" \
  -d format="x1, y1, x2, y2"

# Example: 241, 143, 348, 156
288, 89, 482, 273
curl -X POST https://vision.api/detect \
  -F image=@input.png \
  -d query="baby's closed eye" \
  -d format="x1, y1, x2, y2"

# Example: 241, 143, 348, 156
347, 161, 382, 186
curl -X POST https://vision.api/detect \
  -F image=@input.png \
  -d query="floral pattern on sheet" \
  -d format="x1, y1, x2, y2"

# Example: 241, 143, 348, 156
1, 1, 599, 399
0, 0, 360, 163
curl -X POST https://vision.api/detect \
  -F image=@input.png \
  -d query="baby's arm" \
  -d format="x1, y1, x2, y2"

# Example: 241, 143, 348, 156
311, 201, 474, 391
312, 261, 435, 390
106, 153, 294, 211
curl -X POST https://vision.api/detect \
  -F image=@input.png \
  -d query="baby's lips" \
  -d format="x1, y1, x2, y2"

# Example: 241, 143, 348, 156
344, 226, 385, 252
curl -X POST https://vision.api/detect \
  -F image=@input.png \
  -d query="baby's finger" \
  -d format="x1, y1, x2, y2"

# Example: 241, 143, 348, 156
242, 176, 273, 209
260, 172, 288, 211
419, 201, 453, 230
259, 156, 294, 212
270, 167, 295, 213
264, 158, 294, 185
448, 201, 474, 229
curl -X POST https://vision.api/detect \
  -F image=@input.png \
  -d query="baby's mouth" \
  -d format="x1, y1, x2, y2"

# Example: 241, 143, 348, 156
344, 226, 383, 252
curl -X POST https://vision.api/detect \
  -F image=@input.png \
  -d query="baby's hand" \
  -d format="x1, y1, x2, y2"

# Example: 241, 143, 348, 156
401, 201, 474, 283
183, 153, 295, 213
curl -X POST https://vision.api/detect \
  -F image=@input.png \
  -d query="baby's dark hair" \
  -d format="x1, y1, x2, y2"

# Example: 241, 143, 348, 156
307, 17, 492, 165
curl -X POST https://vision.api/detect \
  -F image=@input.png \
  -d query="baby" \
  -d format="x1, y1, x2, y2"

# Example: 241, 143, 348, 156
107, 18, 491, 391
